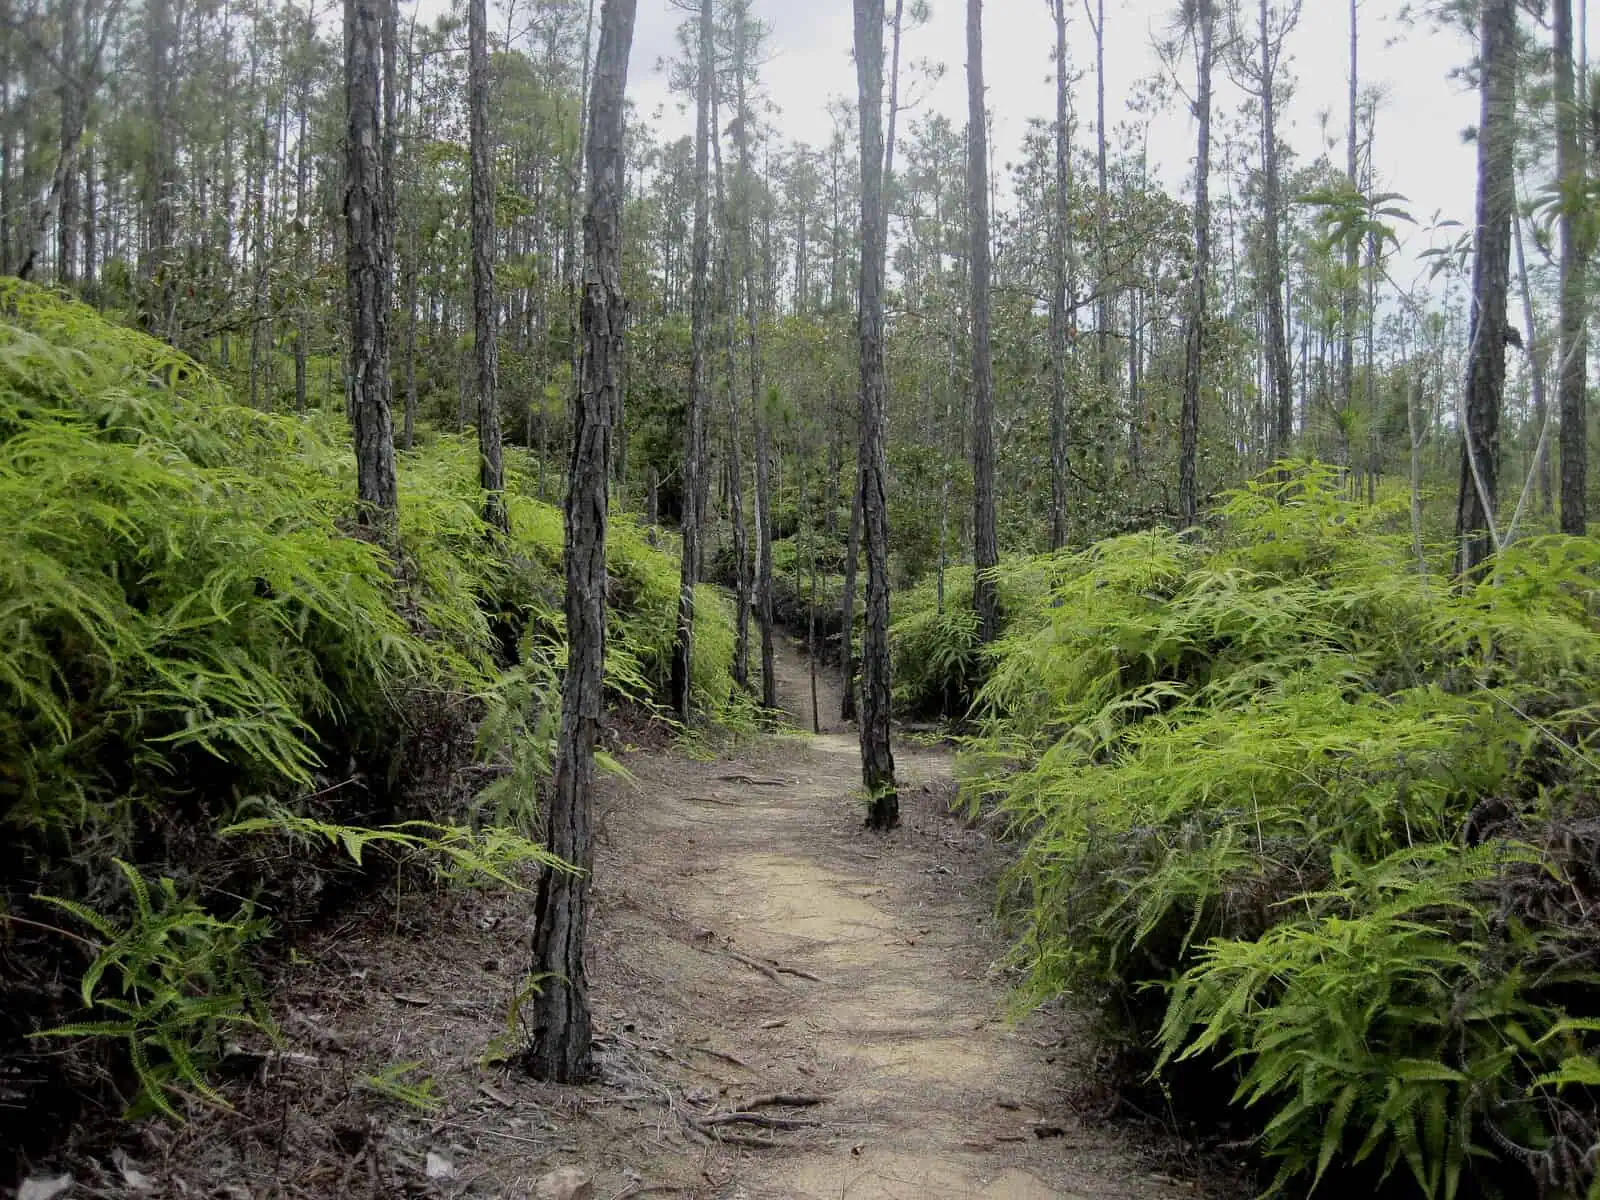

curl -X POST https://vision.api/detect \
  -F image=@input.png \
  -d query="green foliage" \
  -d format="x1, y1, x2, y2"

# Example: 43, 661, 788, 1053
0, 283, 739, 1124
33, 860, 274, 1119
360, 1060, 442, 1111
965, 464, 1600, 1197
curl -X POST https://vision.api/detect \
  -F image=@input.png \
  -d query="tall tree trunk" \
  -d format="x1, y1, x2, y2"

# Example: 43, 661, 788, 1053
712, 105, 752, 692
470, 0, 508, 533
1048, 0, 1070, 551
56, 0, 79, 285
669, 0, 714, 722
732, 8, 777, 711
526, 0, 636, 1085
346, 0, 398, 526
1339, 0, 1358, 465
1092, 0, 1112, 417
968, 0, 999, 644
1178, 0, 1214, 530
1258, 0, 1294, 460
1556, 0, 1587, 535
1456, 0, 1516, 578
853, 0, 897, 829
840, 475, 861, 722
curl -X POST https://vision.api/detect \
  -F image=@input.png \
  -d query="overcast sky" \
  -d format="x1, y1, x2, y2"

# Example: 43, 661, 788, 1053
616, 0, 1596, 277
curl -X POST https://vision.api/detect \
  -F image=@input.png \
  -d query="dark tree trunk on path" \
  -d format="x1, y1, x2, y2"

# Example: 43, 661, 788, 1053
1178, 0, 1214, 531
1556, 0, 1587, 535
968, 0, 999, 644
525, 0, 636, 1086
346, 0, 398, 525
670, 0, 714, 722
1457, 0, 1516, 578
470, 0, 508, 533
853, 0, 897, 829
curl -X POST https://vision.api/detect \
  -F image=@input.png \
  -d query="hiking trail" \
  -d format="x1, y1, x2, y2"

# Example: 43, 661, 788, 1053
122, 637, 1205, 1200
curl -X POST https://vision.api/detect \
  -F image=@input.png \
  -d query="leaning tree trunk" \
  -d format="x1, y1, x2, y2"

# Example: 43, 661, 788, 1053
853, 0, 897, 829
968, 0, 999, 645
524, 0, 636, 1085
1456, 0, 1516, 578
1177, 0, 1214, 531
346, 0, 398, 526
470, 0, 508, 533
1556, 0, 1587, 535
669, 0, 715, 722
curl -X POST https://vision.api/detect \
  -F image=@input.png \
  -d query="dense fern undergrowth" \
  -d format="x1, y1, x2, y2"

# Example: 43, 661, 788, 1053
0, 282, 741, 1154
929, 466, 1600, 1198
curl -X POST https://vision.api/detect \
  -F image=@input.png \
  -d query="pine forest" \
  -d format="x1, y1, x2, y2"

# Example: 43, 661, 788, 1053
5, 0, 1600, 1196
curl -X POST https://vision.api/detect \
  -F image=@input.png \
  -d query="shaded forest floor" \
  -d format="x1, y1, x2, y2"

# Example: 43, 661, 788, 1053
39, 638, 1214, 1200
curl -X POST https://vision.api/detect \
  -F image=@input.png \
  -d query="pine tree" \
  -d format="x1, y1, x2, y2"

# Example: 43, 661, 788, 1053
526, 0, 637, 1085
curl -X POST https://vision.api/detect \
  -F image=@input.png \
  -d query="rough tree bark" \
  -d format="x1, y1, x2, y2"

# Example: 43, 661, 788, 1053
525, 0, 636, 1084
346, 0, 398, 525
1456, 0, 1516, 578
669, 0, 715, 722
1556, 0, 1587, 534
470, 0, 508, 533
968, 0, 999, 644
1177, 0, 1214, 531
854, 0, 897, 829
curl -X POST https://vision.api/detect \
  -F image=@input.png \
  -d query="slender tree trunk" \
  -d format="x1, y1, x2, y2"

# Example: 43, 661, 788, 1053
470, 0, 508, 533
732, 13, 777, 711
712, 112, 752, 692
1178, 0, 1214, 530
968, 0, 999, 643
853, 0, 897, 829
56, 0, 80, 285
1048, 0, 1070, 551
669, 0, 714, 722
1456, 0, 1516, 578
1259, 0, 1293, 460
526, 0, 636, 1085
1339, 0, 1358, 463
1556, 0, 1587, 534
840, 475, 861, 722
1092, 0, 1112, 415
346, 0, 398, 526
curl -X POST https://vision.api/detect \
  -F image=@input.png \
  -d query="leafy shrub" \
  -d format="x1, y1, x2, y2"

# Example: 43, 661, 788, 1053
965, 463, 1600, 1197
0, 283, 737, 1138
890, 558, 1054, 719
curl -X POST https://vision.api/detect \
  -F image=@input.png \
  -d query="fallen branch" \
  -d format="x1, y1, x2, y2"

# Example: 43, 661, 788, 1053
689, 1043, 750, 1069
743, 1093, 828, 1109
716, 774, 793, 786
726, 949, 785, 985
699, 1129, 785, 1150
697, 1111, 819, 1131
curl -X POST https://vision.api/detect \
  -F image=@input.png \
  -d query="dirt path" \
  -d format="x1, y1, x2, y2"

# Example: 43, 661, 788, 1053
80, 639, 1201, 1200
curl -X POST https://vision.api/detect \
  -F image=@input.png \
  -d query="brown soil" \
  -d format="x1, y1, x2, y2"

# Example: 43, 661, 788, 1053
30, 638, 1214, 1200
